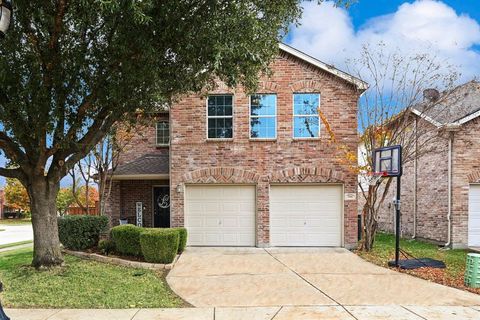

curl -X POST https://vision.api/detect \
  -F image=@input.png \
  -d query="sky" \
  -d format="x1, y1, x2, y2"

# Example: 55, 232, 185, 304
1, 0, 479, 188
286, 0, 480, 82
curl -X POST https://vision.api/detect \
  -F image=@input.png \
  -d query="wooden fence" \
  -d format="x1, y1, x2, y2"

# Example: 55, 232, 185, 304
66, 201, 100, 216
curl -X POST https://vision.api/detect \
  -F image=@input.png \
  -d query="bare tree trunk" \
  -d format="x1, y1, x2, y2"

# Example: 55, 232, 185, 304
28, 177, 63, 269
362, 196, 378, 251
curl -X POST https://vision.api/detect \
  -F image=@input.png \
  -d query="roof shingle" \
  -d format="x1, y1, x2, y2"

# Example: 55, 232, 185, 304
113, 153, 168, 176
412, 81, 480, 126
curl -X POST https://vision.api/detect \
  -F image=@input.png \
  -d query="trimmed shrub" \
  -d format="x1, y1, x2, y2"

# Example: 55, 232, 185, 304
111, 224, 142, 256
58, 215, 109, 250
140, 229, 179, 264
98, 239, 115, 255
172, 227, 188, 253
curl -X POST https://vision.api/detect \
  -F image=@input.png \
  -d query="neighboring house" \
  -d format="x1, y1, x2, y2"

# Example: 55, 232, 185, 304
376, 81, 480, 248
0, 189, 23, 219
104, 43, 368, 248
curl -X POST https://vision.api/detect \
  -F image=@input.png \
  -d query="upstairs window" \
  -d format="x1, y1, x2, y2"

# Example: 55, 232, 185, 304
156, 121, 169, 146
250, 94, 277, 139
293, 93, 320, 138
207, 95, 233, 139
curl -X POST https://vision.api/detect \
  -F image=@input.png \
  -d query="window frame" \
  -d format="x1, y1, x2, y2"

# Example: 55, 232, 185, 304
249, 94, 277, 140
155, 120, 170, 146
206, 94, 234, 140
292, 93, 321, 139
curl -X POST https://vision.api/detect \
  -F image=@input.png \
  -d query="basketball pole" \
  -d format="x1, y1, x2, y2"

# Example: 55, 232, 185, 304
394, 175, 401, 267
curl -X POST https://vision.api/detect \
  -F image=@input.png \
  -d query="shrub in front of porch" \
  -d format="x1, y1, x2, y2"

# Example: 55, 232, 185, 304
111, 224, 142, 256
140, 229, 179, 264
58, 215, 109, 250
172, 227, 188, 253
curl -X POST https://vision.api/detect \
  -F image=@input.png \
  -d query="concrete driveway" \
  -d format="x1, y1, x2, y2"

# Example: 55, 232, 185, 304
167, 247, 480, 307
0, 223, 33, 246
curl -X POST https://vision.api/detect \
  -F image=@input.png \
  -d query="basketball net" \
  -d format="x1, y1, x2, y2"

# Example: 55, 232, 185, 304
366, 171, 388, 186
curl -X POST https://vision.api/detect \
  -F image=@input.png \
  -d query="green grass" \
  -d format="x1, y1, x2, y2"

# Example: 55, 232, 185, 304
0, 219, 31, 226
0, 229, 4, 232
0, 248, 185, 308
0, 240, 33, 250
358, 233, 468, 278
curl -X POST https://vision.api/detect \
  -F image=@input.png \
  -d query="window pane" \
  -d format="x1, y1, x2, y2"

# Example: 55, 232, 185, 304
208, 117, 233, 139
156, 121, 169, 145
294, 116, 319, 138
251, 94, 276, 116
251, 117, 276, 138
293, 93, 320, 115
207, 95, 234, 138
208, 95, 233, 116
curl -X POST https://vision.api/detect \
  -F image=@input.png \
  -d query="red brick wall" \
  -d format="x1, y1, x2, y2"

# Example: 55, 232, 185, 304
118, 113, 169, 165
170, 51, 361, 247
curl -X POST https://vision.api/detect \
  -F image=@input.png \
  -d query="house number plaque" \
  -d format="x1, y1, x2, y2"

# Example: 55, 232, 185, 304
344, 193, 357, 201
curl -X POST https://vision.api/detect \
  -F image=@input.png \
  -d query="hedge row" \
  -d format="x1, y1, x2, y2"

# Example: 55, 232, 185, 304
58, 215, 109, 250
110, 225, 187, 264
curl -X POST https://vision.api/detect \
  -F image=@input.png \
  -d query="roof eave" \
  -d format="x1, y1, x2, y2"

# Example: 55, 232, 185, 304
410, 107, 442, 128
279, 43, 369, 91
110, 174, 169, 181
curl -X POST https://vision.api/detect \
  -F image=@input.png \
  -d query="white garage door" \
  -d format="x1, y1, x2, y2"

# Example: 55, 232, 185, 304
185, 185, 256, 246
270, 185, 342, 247
468, 184, 480, 246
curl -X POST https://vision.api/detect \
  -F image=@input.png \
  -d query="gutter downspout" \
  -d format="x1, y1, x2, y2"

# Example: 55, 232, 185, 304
445, 131, 454, 248
412, 117, 417, 239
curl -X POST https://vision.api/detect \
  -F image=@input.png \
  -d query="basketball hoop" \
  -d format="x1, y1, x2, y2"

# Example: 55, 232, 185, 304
367, 171, 388, 186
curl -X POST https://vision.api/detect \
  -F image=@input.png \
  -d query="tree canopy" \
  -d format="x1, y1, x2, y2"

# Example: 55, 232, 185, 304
0, 1, 308, 184
1, 0, 341, 268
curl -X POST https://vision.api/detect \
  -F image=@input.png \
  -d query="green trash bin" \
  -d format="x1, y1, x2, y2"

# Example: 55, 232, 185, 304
465, 253, 480, 288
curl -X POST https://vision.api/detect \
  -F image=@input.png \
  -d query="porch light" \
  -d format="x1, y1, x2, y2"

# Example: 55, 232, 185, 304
0, 1, 12, 38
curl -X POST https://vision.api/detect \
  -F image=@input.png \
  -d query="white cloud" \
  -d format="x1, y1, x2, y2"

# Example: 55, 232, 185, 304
288, 0, 480, 82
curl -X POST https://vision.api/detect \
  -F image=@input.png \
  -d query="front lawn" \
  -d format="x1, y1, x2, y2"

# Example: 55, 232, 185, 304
0, 248, 185, 308
357, 233, 477, 294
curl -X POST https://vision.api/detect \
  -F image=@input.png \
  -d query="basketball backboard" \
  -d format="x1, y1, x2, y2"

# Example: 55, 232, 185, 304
372, 145, 402, 177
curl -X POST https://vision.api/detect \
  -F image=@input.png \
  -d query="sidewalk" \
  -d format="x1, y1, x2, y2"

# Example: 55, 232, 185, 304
5, 305, 480, 320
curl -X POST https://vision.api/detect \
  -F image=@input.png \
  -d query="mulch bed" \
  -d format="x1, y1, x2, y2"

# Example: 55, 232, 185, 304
399, 267, 480, 295
83, 247, 145, 262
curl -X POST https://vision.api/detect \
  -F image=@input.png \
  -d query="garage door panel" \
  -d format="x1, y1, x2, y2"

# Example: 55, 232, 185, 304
185, 185, 256, 246
469, 185, 480, 247
270, 185, 342, 247
469, 185, 480, 246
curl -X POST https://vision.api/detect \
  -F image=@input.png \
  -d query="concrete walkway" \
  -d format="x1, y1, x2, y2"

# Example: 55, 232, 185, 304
5, 306, 480, 320
0, 224, 33, 246
167, 247, 480, 307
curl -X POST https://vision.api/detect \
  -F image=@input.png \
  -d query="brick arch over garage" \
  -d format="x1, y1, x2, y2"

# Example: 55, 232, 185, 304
468, 170, 480, 183
182, 167, 261, 184
269, 166, 345, 183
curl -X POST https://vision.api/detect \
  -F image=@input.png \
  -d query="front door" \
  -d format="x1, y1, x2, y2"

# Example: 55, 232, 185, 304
153, 186, 170, 228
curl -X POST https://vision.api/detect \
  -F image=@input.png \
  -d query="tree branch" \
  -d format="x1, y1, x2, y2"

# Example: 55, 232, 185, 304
0, 167, 26, 182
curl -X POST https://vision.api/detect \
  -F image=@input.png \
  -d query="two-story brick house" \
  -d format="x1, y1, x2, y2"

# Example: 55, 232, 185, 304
105, 43, 368, 248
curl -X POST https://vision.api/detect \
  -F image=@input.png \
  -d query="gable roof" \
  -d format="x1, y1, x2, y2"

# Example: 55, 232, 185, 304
411, 81, 480, 127
110, 153, 169, 180
279, 43, 369, 91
